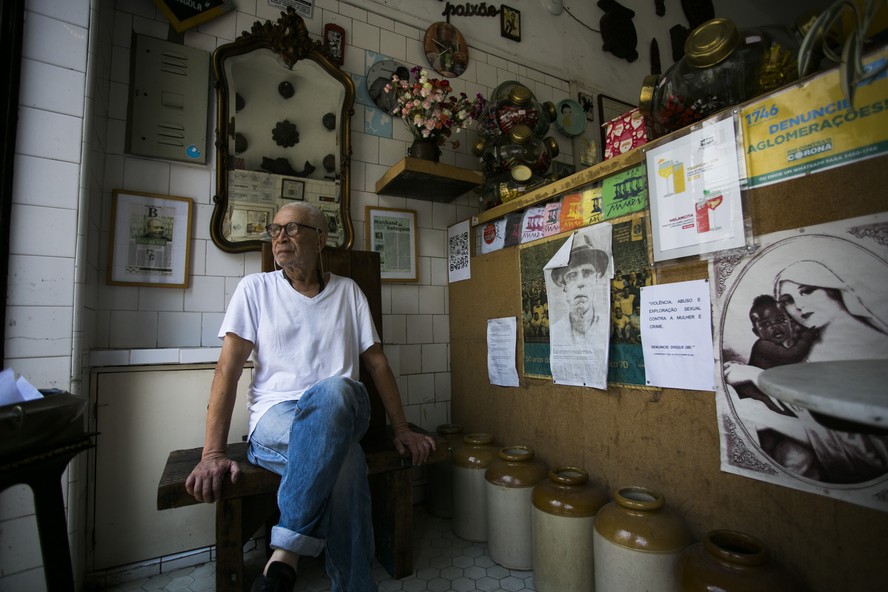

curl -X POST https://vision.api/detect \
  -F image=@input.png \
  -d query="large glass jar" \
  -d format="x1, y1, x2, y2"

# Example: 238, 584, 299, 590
640, 18, 799, 138
476, 124, 560, 177
477, 81, 556, 138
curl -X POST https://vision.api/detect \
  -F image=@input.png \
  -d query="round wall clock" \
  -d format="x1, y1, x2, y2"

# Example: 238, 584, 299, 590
554, 99, 587, 137
423, 22, 469, 77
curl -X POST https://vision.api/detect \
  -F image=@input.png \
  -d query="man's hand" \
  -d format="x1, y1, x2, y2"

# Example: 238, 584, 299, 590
185, 456, 241, 503
392, 426, 437, 466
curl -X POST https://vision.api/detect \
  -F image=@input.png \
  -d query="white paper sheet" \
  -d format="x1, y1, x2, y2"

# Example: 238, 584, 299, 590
641, 279, 715, 391
487, 317, 520, 387
448, 220, 471, 283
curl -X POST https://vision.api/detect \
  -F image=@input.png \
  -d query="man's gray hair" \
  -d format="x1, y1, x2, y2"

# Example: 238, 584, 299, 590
279, 202, 327, 234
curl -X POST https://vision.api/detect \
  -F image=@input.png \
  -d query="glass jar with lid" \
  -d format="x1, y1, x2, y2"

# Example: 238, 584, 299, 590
477, 81, 556, 138
640, 18, 799, 138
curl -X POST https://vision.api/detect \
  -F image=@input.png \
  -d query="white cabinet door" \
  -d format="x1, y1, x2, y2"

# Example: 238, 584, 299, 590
92, 365, 251, 570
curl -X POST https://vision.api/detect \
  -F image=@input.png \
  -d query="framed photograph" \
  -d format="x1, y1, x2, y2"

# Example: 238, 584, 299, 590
577, 91, 595, 121
281, 178, 304, 201
365, 207, 418, 282
227, 201, 276, 241
153, 0, 233, 33
107, 189, 192, 288
500, 5, 521, 42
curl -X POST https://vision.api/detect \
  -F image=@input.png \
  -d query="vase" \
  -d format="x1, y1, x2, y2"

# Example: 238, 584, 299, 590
452, 433, 498, 542
593, 485, 694, 592
675, 529, 804, 591
408, 137, 441, 162
531, 466, 608, 592
485, 445, 549, 569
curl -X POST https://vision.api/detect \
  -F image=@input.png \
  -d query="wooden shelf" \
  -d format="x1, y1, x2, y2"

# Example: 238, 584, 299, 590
375, 157, 484, 202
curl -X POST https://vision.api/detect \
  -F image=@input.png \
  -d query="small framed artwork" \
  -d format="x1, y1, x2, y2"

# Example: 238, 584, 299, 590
281, 178, 304, 201
578, 91, 595, 121
153, 0, 233, 33
107, 189, 192, 288
324, 23, 345, 65
227, 201, 276, 241
365, 206, 418, 282
501, 5, 521, 42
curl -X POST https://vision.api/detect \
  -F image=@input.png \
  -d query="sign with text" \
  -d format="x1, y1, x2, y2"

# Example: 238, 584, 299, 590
641, 279, 715, 391
153, 0, 233, 33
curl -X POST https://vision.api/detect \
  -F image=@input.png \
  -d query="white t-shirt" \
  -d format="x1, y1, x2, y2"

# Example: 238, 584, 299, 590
219, 271, 380, 436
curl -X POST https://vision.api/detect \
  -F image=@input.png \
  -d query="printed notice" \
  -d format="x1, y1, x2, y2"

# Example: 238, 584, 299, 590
641, 280, 715, 391
487, 317, 520, 387
448, 220, 471, 283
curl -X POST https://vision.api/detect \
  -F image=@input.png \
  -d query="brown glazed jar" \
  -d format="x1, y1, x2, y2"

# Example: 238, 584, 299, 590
531, 466, 609, 592
593, 485, 694, 592
675, 529, 804, 591
485, 446, 549, 569
425, 424, 464, 518
451, 433, 498, 542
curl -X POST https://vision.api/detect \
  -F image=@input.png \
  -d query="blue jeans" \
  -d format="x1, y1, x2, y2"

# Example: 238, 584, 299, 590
248, 377, 377, 592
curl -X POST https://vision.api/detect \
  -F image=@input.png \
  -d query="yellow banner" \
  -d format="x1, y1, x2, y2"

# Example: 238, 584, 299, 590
742, 47, 888, 188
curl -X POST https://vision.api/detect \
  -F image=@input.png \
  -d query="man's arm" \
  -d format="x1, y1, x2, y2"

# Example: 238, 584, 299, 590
185, 332, 253, 503
361, 342, 437, 465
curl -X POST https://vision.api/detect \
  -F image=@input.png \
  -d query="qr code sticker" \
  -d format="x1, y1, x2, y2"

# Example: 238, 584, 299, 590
449, 232, 469, 272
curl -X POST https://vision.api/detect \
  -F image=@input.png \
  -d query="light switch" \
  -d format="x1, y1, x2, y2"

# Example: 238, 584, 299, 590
126, 34, 209, 164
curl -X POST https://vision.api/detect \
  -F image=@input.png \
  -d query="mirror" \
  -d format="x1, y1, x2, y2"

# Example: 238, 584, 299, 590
210, 8, 356, 252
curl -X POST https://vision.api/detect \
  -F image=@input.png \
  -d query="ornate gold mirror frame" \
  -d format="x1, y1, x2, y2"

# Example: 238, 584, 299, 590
210, 8, 356, 252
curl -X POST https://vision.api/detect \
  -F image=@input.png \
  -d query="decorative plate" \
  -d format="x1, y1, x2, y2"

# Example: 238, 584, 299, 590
554, 99, 587, 137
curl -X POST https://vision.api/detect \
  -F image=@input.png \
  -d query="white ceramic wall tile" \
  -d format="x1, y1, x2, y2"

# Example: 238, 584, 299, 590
382, 313, 406, 344
19, 59, 85, 117
5, 306, 74, 358
10, 355, 73, 391
156, 312, 202, 348
137, 287, 184, 312
421, 401, 449, 431
352, 131, 380, 165
169, 164, 212, 204
193, 203, 214, 240
97, 282, 139, 311
406, 314, 433, 344
383, 343, 400, 376
16, 107, 83, 163
28, 0, 90, 27
378, 137, 406, 167
390, 284, 419, 315
6, 255, 75, 307
108, 311, 158, 349
407, 373, 435, 405
351, 20, 379, 52
418, 286, 445, 315
433, 314, 450, 344
421, 343, 448, 374
205, 248, 246, 278
129, 348, 180, 365
399, 344, 422, 375
338, 2, 367, 22
89, 349, 130, 367
417, 227, 445, 258
121, 157, 171, 195
184, 276, 226, 313
429, 257, 447, 285
415, 256, 431, 286
434, 372, 451, 401
0, 485, 36, 520
367, 12, 394, 33
200, 313, 226, 347
189, 239, 207, 277
9, 204, 77, 257
180, 346, 222, 364
23, 11, 88, 72
379, 29, 406, 61
0, 566, 46, 592
12, 155, 80, 209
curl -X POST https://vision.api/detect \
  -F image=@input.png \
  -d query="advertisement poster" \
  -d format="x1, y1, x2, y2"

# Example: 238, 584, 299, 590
608, 215, 651, 387
641, 279, 715, 391
519, 236, 564, 378
646, 117, 746, 262
742, 47, 888, 188
711, 212, 888, 510
544, 224, 614, 389
601, 164, 647, 220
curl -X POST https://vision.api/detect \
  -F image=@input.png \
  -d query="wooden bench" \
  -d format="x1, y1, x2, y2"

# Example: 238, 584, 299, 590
157, 425, 446, 592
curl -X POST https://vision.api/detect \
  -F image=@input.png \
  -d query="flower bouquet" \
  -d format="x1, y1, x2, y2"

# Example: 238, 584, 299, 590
385, 66, 485, 152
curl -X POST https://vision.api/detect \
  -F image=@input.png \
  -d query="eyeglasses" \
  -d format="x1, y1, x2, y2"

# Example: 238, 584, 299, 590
265, 221, 322, 239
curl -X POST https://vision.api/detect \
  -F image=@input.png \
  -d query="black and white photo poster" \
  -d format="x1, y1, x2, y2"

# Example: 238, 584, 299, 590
712, 212, 888, 510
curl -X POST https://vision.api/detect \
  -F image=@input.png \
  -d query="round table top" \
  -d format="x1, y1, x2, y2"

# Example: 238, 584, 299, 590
758, 359, 888, 428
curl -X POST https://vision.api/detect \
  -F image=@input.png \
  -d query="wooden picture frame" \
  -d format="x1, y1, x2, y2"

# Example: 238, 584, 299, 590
153, 0, 233, 34
227, 201, 276, 241
500, 5, 521, 42
281, 178, 304, 201
365, 207, 418, 282
107, 189, 192, 288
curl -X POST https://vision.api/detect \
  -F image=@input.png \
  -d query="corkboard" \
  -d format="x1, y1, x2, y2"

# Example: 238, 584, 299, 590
450, 156, 888, 591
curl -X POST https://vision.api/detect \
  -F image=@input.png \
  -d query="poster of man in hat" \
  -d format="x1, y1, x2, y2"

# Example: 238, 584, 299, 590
544, 223, 614, 388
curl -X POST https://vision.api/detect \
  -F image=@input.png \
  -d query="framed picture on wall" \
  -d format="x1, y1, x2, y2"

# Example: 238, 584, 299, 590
281, 178, 304, 201
227, 201, 276, 241
501, 5, 521, 41
107, 189, 193, 288
365, 206, 418, 282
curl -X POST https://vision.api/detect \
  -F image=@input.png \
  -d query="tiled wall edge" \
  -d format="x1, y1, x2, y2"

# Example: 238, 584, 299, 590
89, 347, 223, 367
